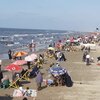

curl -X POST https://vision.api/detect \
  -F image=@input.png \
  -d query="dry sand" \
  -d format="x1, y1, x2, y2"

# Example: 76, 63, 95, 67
0, 46, 100, 100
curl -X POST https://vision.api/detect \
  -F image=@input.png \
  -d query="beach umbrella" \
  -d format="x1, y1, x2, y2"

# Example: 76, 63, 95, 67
30, 53, 37, 59
14, 51, 28, 57
48, 47, 55, 51
5, 64, 22, 71
25, 56, 34, 62
49, 65, 67, 76
12, 60, 27, 65
25, 53, 37, 62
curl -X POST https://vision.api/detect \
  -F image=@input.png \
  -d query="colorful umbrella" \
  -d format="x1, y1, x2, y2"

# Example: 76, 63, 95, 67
49, 65, 67, 76
48, 47, 55, 51
5, 64, 22, 71
12, 60, 27, 65
14, 51, 28, 57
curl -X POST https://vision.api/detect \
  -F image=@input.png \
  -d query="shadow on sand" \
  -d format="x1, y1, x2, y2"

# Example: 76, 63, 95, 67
2, 70, 8, 73
20, 80, 31, 85
0, 94, 13, 100
41, 85, 47, 90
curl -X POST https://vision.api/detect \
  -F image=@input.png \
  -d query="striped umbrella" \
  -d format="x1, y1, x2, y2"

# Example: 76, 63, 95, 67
14, 51, 28, 57
49, 65, 67, 76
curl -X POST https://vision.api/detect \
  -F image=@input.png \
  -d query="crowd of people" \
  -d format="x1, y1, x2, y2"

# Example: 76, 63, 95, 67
0, 32, 100, 100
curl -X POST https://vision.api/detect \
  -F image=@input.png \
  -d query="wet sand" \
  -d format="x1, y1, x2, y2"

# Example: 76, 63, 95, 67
0, 46, 100, 100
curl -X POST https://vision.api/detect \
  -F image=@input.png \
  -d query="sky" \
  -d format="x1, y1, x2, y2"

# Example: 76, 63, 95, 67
0, 0, 100, 32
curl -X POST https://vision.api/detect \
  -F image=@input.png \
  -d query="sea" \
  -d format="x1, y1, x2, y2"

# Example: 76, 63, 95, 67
0, 28, 86, 59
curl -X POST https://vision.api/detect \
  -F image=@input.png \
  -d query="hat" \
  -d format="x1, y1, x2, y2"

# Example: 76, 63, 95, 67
16, 74, 19, 77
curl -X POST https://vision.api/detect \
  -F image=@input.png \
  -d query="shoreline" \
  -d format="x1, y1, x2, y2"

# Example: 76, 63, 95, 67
0, 44, 48, 60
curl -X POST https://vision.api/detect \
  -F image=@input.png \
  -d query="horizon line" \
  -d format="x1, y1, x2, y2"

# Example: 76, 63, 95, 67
0, 27, 92, 33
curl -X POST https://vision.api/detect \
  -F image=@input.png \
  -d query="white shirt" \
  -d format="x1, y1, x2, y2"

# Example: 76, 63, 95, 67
86, 54, 90, 59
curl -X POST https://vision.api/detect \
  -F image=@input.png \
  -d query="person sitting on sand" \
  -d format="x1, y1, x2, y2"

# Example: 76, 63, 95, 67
29, 64, 39, 78
23, 87, 37, 100
23, 87, 31, 97
12, 73, 21, 87
13, 87, 24, 97
43, 78, 54, 86
1, 75, 10, 88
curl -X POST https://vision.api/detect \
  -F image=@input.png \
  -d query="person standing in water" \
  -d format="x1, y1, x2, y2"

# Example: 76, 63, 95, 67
8, 49, 12, 60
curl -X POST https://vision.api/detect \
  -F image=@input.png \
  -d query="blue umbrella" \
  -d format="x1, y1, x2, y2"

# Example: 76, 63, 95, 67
49, 65, 67, 76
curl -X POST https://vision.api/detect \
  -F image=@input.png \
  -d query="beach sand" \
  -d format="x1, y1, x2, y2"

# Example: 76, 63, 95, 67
0, 46, 100, 100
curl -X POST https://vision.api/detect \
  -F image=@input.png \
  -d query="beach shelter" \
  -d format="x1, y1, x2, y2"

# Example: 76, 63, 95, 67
49, 65, 67, 77
5, 64, 22, 71
14, 51, 28, 57
12, 60, 27, 66
48, 47, 55, 51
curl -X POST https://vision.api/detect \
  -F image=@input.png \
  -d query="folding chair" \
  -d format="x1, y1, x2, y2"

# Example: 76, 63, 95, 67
20, 70, 30, 81
9, 78, 20, 88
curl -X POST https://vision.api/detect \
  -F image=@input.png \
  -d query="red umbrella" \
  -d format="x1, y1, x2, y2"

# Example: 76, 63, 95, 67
12, 60, 27, 65
5, 64, 22, 71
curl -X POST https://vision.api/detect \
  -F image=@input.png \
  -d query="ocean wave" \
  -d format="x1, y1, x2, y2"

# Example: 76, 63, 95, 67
14, 34, 28, 37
